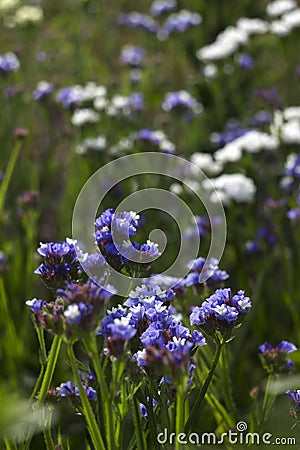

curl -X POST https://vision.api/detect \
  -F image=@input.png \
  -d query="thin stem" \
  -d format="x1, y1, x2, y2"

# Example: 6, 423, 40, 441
67, 344, 106, 450
185, 340, 223, 433
83, 335, 116, 450
132, 396, 146, 450
175, 387, 185, 450
0, 139, 23, 215
43, 426, 55, 450
220, 346, 237, 419
259, 373, 276, 430
36, 335, 62, 406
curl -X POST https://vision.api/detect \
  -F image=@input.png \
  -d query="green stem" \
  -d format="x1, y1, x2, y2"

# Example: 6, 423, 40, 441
175, 387, 185, 450
43, 426, 55, 450
67, 344, 106, 450
132, 396, 146, 450
185, 340, 223, 433
36, 335, 62, 406
83, 335, 116, 450
0, 139, 23, 215
259, 373, 276, 430
220, 346, 237, 419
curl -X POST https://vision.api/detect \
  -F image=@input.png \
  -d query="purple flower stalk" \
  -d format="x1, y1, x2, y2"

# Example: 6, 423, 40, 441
0, 52, 20, 73
190, 288, 251, 338
258, 340, 297, 374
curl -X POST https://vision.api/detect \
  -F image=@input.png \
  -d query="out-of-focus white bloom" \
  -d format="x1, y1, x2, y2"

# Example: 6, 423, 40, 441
269, 19, 291, 35
214, 144, 242, 164
94, 96, 109, 110
282, 8, 300, 27
75, 135, 107, 155
169, 183, 183, 195
266, 0, 296, 17
0, 0, 19, 13
214, 130, 279, 165
236, 17, 269, 34
202, 173, 256, 204
190, 152, 223, 175
283, 107, 300, 120
159, 139, 175, 153
203, 63, 218, 79
197, 17, 269, 62
270, 107, 300, 143
13, 5, 43, 25
281, 121, 300, 143
81, 82, 107, 102
71, 108, 99, 127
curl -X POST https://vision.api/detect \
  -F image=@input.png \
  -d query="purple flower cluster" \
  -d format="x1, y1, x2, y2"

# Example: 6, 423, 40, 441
211, 120, 251, 148
236, 53, 254, 70
162, 90, 200, 114
190, 288, 251, 338
245, 226, 277, 254
34, 240, 80, 289
258, 340, 297, 374
158, 10, 202, 39
138, 128, 176, 153
52, 371, 96, 401
32, 81, 54, 101
26, 280, 115, 341
95, 208, 161, 274
286, 390, 300, 420
150, 0, 176, 17
120, 45, 145, 67
118, 7, 202, 40
55, 86, 83, 108
98, 283, 205, 380
0, 52, 20, 73
118, 12, 159, 33
185, 257, 229, 289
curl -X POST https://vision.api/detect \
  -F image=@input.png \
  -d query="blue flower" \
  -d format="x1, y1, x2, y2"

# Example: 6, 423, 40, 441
26, 298, 44, 313
32, 81, 54, 101
190, 288, 251, 337
150, 0, 176, 16
119, 45, 145, 67
0, 52, 20, 73
236, 53, 254, 69
258, 340, 297, 374
118, 12, 159, 33
286, 390, 300, 419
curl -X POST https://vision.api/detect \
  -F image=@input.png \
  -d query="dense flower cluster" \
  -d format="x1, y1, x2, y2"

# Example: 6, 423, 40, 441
98, 283, 205, 381
286, 389, 300, 420
119, 45, 145, 67
190, 288, 251, 339
185, 257, 229, 289
34, 239, 81, 289
26, 280, 115, 342
94, 208, 161, 274
50, 371, 96, 401
0, 52, 19, 73
258, 340, 297, 374
162, 90, 202, 115
32, 81, 54, 101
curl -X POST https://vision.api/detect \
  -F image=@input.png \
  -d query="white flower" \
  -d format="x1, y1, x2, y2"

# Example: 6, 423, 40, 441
266, 0, 297, 17
170, 183, 183, 195
190, 152, 223, 174
0, 0, 19, 13
81, 82, 107, 102
269, 19, 292, 35
71, 108, 99, 127
236, 17, 269, 34
203, 63, 218, 79
64, 304, 81, 321
203, 173, 256, 204
13, 5, 43, 25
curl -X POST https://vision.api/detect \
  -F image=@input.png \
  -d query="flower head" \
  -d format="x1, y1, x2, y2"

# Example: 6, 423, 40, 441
258, 340, 297, 374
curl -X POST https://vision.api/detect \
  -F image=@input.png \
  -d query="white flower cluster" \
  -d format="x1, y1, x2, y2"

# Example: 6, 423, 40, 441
214, 130, 279, 165
271, 107, 300, 143
202, 173, 257, 205
266, 0, 297, 17
197, 18, 268, 62
3, 5, 43, 27
75, 136, 107, 155
71, 109, 100, 127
